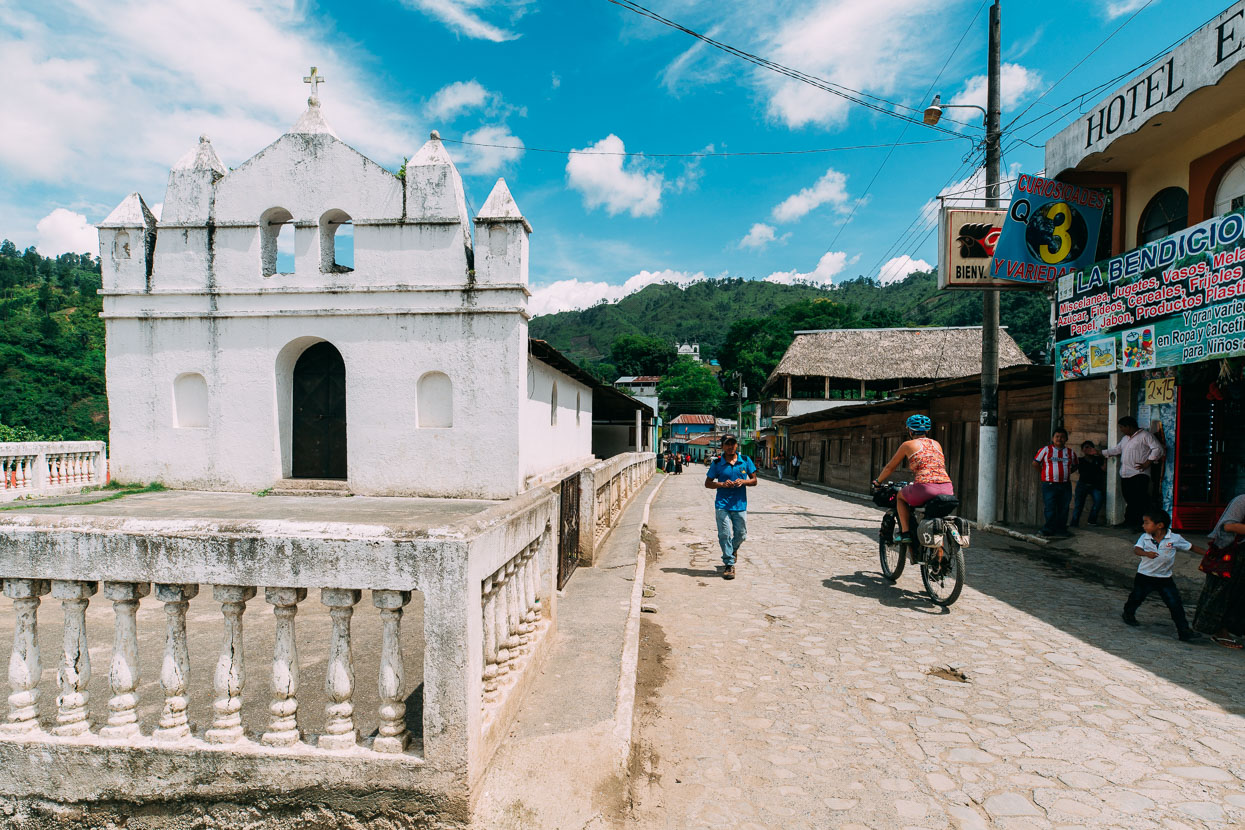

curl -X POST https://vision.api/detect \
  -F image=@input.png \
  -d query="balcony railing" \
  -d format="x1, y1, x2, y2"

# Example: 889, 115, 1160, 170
1, 442, 107, 502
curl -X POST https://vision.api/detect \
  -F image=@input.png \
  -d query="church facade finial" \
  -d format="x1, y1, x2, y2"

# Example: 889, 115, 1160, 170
303, 66, 326, 105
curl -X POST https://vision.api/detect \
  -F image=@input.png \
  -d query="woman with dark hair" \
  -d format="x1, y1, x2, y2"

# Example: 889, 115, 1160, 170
1192, 494, 1245, 648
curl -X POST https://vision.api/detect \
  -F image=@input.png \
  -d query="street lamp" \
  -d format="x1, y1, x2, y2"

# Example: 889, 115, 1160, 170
922, 94, 987, 127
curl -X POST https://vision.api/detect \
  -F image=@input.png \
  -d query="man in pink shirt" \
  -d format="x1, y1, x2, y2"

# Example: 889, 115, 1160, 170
1103, 415, 1165, 531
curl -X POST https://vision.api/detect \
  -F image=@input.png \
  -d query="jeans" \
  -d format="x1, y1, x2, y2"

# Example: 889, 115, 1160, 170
1071, 482, 1105, 525
1041, 481, 1072, 534
715, 508, 747, 566
1124, 573, 1192, 635
776, 464, 784, 481
1120, 474, 1150, 528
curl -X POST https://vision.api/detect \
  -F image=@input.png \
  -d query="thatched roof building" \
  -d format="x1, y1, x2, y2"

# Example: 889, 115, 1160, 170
762, 326, 1030, 395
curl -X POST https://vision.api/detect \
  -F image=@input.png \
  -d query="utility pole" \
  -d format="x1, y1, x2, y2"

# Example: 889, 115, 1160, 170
977, 0, 1002, 527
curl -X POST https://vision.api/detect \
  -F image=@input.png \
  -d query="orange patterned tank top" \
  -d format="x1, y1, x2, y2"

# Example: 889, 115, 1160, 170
909, 437, 951, 484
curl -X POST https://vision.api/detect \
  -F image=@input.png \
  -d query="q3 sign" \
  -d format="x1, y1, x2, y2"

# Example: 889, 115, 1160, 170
990, 175, 1107, 285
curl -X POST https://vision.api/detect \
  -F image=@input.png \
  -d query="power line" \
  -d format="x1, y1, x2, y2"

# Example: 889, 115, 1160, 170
824, 0, 989, 252
440, 136, 960, 158
604, 0, 978, 137
1001, 0, 1158, 134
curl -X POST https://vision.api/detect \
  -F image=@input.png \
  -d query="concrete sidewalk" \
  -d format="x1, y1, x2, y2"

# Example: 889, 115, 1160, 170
471, 474, 665, 829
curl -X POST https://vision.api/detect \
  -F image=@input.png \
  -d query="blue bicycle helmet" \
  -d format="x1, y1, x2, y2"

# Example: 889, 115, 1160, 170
906, 414, 932, 432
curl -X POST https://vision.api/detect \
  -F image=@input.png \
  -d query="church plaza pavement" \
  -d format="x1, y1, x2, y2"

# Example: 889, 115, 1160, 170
624, 470, 1245, 830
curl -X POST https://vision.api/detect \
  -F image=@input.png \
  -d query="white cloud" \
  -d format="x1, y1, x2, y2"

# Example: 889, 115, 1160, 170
35, 208, 98, 257
425, 80, 492, 120
765, 251, 848, 285
878, 255, 933, 284
458, 125, 524, 175
1104, 0, 1150, 19
566, 135, 665, 218
772, 168, 851, 223
397, 0, 525, 42
761, 0, 948, 129
951, 63, 1043, 112
738, 223, 790, 250
529, 269, 710, 316
0, 0, 420, 238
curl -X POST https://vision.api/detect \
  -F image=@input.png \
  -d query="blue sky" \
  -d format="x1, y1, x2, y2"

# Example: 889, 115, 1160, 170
1, 0, 1234, 314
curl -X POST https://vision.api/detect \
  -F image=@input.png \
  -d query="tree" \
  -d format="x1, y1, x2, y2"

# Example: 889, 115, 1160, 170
657, 358, 724, 419
608, 333, 677, 377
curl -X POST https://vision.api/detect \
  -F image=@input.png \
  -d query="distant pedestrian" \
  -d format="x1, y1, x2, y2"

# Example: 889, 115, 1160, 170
1071, 441, 1107, 526
1192, 493, 1245, 648
705, 435, 756, 580
674, 453, 683, 475
775, 453, 785, 481
1123, 508, 1202, 642
1103, 416, 1165, 531
1033, 428, 1076, 537
791, 452, 802, 484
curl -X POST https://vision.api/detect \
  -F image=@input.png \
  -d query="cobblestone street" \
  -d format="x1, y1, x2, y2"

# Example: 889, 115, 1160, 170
627, 472, 1245, 829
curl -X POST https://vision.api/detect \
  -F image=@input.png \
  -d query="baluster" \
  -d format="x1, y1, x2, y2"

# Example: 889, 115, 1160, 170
153, 584, 198, 743
99, 581, 150, 739
262, 587, 306, 747
2, 579, 50, 735
491, 570, 513, 681
206, 585, 255, 744
373, 590, 412, 753
482, 576, 501, 703
502, 563, 522, 662
319, 588, 361, 750
86, 452, 97, 483
72, 454, 82, 483
52, 580, 97, 736
526, 543, 542, 626
16, 458, 28, 489
517, 551, 536, 646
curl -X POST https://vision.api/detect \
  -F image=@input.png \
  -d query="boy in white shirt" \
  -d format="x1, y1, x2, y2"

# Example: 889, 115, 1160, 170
1122, 508, 1203, 642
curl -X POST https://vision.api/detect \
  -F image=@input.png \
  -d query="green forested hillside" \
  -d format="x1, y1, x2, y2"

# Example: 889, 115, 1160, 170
0, 241, 107, 441
531, 271, 1052, 379
530, 279, 840, 364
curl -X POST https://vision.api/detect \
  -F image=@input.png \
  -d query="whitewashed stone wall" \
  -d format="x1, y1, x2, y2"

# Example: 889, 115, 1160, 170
98, 106, 591, 499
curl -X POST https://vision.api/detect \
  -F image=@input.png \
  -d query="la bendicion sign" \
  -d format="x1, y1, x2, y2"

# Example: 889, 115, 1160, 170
1046, 2, 1245, 173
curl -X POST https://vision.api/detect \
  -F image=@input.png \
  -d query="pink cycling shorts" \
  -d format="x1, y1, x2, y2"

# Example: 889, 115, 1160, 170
901, 481, 954, 506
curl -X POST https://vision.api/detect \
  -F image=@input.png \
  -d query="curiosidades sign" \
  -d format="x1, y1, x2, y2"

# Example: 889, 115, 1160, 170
989, 174, 1107, 285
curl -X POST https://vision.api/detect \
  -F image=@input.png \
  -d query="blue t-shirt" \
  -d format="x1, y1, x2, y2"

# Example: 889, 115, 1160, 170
706, 454, 756, 511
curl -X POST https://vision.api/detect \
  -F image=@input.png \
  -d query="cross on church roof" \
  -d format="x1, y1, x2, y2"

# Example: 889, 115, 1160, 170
303, 66, 326, 103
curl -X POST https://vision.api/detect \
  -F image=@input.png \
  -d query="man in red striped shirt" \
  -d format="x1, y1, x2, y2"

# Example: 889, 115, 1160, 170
1033, 428, 1077, 538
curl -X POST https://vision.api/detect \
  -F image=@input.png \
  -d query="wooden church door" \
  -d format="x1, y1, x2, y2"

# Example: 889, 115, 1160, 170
291, 341, 347, 479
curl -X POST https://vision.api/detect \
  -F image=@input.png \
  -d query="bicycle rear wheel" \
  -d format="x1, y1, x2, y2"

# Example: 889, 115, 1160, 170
879, 514, 905, 582
921, 537, 965, 607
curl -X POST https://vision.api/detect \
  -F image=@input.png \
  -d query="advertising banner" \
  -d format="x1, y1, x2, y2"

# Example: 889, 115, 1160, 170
937, 206, 1032, 291
1054, 207, 1245, 381
990, 174, 1107, 285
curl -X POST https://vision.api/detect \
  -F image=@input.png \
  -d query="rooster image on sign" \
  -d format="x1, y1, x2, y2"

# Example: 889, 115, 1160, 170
956, 222, 1000, 259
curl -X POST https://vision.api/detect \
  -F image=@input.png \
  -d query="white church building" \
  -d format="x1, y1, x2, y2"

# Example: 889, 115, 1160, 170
98, 92, 595, 500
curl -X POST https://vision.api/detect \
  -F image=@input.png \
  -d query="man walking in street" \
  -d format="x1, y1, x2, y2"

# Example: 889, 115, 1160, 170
1103, 416, 1165, 531
1034, 428, 1077, 537
791, 452, 802, 485
705, 435, 756, 580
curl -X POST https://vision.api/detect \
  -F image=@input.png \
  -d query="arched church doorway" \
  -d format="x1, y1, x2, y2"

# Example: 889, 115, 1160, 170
291, 341, 347, 479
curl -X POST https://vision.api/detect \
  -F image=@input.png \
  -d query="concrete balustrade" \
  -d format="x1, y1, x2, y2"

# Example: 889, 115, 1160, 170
0, 483, 560, 816
0, 442, 107, 501
577, 452, 656, 565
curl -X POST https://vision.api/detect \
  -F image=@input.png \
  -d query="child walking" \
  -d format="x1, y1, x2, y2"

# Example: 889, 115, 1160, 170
1122, 508, 1202, 642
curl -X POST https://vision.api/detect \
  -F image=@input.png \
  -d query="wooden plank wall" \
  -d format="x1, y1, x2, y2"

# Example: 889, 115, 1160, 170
1063, 377, 1111, 449
791, 380, 1071, 527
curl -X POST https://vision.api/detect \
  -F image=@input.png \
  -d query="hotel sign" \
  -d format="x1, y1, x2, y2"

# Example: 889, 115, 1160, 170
1047, 1, 1245, 173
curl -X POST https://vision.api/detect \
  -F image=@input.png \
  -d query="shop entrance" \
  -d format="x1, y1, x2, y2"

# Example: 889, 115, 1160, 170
1173, 362, 1245, 531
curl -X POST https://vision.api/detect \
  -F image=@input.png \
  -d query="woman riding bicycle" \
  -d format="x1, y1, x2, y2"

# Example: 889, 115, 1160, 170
873, 414, 954, 544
